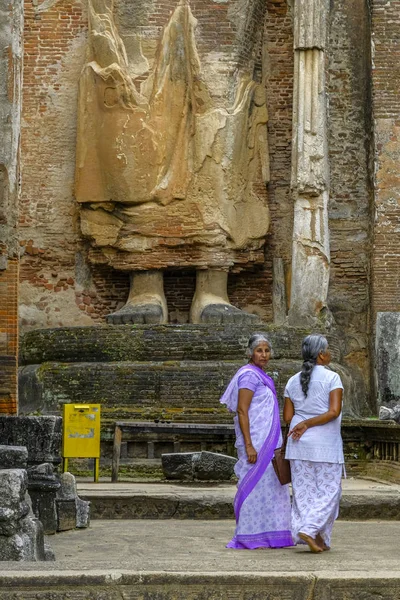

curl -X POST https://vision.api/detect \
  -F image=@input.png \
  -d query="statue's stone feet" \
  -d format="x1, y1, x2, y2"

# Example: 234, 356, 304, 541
106, 303, 166, 325
199, 304, 261, 325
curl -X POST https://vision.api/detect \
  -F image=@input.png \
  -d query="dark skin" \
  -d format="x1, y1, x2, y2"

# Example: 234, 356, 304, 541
283, 346, 342, 442
237, 342, 271, 464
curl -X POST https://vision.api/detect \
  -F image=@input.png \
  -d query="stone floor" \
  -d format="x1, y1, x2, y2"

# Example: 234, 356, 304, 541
1, 521, 400, 599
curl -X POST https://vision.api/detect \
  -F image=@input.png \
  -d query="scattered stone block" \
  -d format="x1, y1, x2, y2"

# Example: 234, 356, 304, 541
57, 472, 77, 501
379, 405, 400, 424
27, 463, 60, 535
0, 469, 51, 561
194, 452, 237, 481
161, 453, 195, 481
56, 500, 77, 532
0, 416, 62, 467
162, 452, 236, 481
76, 497, 90, 529
56, 472, 90, 530
0, 445, 28, 470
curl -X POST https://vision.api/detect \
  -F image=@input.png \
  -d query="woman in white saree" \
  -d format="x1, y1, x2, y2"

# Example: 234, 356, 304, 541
283, 334, 344, 553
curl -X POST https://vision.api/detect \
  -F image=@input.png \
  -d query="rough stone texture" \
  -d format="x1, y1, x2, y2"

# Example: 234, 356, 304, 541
56, 500, 77, 532
76, 497, 90, 529
0, 469, 49, 561
375, 312, 400, 409
195, 452, 236, 481
162, 451, 236, 481
0, 0, 23, 414
56, 472, 90, 530
0, 445, 28, 470
18, 359, 361, 423
57, 472, 77, 501
0, 416, 62, 466
20, 324, 327, 364
27, 463, 60, 535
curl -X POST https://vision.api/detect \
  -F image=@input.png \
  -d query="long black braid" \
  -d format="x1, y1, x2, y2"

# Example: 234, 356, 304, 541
300, 334, 328, 396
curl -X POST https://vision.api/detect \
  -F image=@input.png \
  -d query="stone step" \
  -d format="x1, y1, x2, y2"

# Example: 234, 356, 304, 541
20, 324, 344, 364
19, 359, 358, 420
78, 482, 400, 521
1, 569, 400, 600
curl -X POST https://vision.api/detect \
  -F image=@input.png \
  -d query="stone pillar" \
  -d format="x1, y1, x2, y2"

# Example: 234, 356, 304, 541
288, 0, 331, 326
0, 0, 23, 414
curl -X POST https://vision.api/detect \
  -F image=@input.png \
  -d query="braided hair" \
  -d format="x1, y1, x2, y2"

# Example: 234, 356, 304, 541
300, 334, 328, 396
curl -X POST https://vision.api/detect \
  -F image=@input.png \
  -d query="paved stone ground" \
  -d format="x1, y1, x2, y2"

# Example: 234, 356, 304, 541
39, 520, 400, 572
1, 479, 399, 598
1, 522, 400, 599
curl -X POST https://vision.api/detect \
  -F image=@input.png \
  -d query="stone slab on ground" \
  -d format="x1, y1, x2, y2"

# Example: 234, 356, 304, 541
161, 451, 236, 481
76, 477, 400, 520
0, 522, 400, 599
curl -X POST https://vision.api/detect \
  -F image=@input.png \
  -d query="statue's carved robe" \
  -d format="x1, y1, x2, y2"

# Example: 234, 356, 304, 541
76, 0, 270, 271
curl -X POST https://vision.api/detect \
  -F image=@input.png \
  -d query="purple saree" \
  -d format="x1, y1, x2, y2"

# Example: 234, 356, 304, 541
220, 364, 294, 549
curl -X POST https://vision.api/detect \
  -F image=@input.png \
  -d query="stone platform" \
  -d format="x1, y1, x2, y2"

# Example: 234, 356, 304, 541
18, 324, 365, 422
75, 478, 400, 520
0, 521, 399, 599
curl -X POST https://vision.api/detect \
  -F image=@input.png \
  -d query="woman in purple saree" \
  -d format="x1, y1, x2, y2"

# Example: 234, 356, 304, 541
220, 333, 294, 549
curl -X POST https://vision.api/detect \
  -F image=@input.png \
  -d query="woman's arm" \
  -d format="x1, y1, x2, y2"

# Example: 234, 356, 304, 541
237, 388, 257, 464
289, 388, 343, 441
283, 397, 294, 424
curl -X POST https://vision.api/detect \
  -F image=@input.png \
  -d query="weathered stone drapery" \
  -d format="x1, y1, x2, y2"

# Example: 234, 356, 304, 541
288, 0, 331, 326
75, 0, 270, 324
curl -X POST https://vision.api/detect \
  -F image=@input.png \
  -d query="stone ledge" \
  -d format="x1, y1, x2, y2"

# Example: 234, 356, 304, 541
0, 571, 399, 600
19, 324, 342, 364
80, 491, 400, 521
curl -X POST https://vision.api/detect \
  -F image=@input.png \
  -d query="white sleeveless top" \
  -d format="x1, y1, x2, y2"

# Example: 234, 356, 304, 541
284, 365, 344, 464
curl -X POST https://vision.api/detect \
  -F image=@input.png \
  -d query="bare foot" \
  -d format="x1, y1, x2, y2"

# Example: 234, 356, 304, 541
316, 534, 330, 551
299, 532, 323, 553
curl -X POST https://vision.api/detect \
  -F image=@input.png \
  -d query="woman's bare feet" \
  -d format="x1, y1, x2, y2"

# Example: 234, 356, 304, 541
299, 532, 323, 553
316, 534, 330, 551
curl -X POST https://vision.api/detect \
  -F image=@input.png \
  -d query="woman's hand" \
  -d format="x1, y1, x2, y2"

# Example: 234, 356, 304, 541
246, 443, 257, 464
289, 421, 308, 441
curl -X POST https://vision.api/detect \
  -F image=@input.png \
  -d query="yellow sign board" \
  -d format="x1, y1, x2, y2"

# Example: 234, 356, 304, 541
62, 404, 101, 482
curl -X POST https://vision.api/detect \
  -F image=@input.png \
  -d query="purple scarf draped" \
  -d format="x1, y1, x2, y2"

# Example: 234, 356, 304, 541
220, 364, 281, 523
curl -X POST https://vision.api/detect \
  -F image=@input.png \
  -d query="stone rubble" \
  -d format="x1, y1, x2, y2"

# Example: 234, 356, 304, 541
162, 451, 236, 481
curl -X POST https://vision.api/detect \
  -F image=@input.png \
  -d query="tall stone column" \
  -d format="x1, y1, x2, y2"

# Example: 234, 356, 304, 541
0, 0, 23, 413
288, 0, 331, 326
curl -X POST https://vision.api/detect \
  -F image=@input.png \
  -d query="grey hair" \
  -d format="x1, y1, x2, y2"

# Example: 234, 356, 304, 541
246, 333, 273, 358
300, 334, 328, 396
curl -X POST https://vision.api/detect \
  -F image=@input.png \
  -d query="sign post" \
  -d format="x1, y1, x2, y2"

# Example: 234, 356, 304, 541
62, 404, 101, 482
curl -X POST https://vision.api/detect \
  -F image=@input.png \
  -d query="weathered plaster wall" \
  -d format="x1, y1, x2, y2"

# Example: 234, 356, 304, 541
0, 0, 23, 414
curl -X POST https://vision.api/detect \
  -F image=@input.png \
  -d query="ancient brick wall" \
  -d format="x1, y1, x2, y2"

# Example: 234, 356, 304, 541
0, 0, 23, 414
371, 0, 400, 317
327, 0, 373, 408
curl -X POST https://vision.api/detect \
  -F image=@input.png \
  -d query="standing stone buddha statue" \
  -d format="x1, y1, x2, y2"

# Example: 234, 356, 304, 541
75, 0, 270, 324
